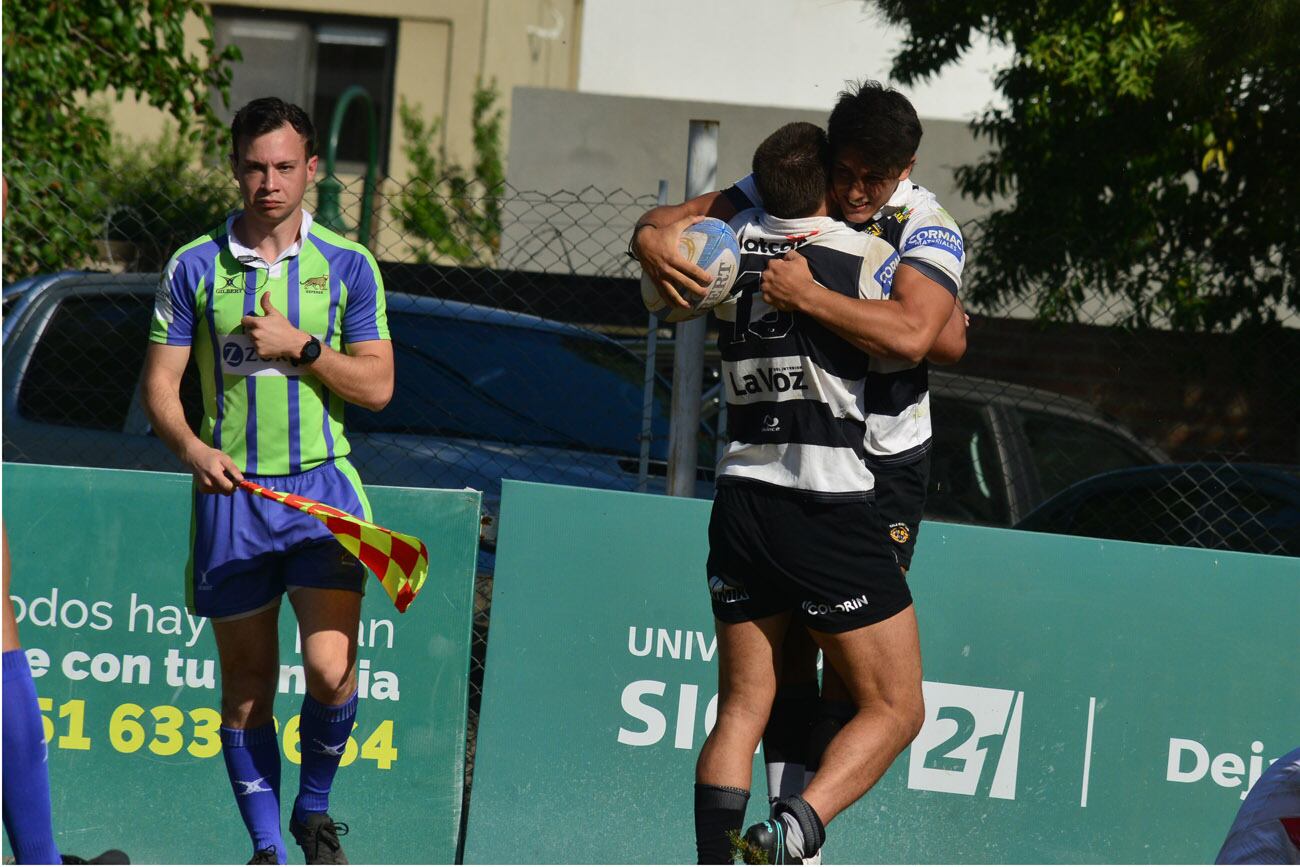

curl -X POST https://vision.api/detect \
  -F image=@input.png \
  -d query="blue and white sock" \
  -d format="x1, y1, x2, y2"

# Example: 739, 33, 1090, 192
221, 723, 285, 864
293, 690, 357, 823
2, 649, 61, 865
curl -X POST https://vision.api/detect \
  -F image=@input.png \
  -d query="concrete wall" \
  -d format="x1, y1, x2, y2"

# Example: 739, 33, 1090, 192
500, 86, 992, 276
504, 86, 988, 224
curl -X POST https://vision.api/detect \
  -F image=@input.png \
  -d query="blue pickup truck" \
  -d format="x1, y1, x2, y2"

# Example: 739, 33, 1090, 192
2, 272, 718, 569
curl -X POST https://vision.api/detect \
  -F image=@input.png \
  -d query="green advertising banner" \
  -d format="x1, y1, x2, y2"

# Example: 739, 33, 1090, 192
2, 463, 480, 864
466, 480, 1299, 864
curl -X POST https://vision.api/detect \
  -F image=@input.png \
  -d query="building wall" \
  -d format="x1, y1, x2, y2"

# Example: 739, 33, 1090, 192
104, 0, 581, 262
576, 0, 1011, 123
499, 86, 990, 276
105, 0, 579, 177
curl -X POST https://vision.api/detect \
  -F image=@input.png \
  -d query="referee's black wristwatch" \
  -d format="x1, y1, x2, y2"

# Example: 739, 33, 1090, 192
298, 335, 321, 365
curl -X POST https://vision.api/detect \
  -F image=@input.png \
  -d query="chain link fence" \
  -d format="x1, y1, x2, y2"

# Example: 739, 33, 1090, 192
4, 160, 1298, 552
4, 160, 1297, 819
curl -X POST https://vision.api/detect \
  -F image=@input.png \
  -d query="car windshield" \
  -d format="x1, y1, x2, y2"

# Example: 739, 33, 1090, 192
350, 310, 673, 460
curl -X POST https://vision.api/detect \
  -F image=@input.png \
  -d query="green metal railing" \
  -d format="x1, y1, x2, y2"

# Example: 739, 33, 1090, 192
315, 84, 379, 243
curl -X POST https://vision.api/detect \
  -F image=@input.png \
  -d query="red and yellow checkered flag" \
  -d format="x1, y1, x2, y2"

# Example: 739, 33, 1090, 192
239, 480, 428, 613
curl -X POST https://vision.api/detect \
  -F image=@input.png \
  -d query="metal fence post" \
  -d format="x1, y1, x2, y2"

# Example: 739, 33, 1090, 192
667, 120, 718, 497
638, 179, 671, 492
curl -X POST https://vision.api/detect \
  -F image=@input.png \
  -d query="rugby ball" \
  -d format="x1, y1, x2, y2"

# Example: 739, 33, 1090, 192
639, 217, 741, 323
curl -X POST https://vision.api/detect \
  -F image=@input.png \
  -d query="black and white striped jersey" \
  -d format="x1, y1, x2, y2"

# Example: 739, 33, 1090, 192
713, 209, 900, 500
723, 175, 965, 467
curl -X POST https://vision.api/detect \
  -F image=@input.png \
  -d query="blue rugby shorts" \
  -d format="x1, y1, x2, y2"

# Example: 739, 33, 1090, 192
186, 457, 370, 619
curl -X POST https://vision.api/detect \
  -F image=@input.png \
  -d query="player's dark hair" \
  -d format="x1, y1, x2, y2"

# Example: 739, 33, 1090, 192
827, 79, 922, 174
230, 97, 316, 160
752, 122, 829, 219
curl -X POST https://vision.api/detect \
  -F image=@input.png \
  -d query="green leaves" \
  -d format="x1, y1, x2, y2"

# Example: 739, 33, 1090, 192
392, 83, 505, 266
872, 0, 1299, 330
3, 0, 239, 282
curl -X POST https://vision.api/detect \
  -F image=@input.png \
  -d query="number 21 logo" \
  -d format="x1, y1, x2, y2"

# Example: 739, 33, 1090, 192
907, 681, 1024, 800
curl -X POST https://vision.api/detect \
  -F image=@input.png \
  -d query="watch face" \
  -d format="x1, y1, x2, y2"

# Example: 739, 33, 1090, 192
303, 338, 320, 362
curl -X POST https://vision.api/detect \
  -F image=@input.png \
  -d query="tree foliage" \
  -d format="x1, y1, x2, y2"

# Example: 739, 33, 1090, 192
2, 0, 239, 281
873, 0, 1299, 330
393, 81, 505, 265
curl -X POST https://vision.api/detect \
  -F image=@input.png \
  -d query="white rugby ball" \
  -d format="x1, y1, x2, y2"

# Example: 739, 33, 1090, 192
639, 217, 741, 323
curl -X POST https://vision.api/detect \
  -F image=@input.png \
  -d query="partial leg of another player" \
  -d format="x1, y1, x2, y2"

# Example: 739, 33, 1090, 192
762, 626, 819, 805
695, 613, 790, 864
745, 606, 924, 863
2, 525, 62, 865
287, 586, 361, 866
3, 526, 129, 866
214, 605, 286, 865
802, 606, 923, 822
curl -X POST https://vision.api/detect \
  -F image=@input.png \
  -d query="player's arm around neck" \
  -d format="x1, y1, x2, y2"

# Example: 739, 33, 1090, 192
141, 343, 245, 494
763, 253, 955, 363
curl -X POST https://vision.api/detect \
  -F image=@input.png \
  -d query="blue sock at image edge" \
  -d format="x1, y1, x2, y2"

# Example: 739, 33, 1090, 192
2, 649, 61, 865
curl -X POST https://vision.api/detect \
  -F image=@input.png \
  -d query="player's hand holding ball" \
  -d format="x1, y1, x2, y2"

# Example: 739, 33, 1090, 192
634, 215, 716, 310
638, 217, 741, 322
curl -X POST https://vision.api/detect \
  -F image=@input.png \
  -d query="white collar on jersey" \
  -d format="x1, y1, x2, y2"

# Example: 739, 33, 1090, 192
873, 178, 915, 221
756, 213, 853, 237
225, 209, 314, 269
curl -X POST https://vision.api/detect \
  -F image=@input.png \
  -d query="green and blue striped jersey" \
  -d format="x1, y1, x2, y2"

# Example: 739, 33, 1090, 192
149, 211, 390, 476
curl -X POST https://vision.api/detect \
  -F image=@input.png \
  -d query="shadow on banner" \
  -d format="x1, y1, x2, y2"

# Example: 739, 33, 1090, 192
465, 480, 1299, 864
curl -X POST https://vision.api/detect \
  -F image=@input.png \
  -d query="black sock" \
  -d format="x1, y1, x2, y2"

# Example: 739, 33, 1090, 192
806, 699, 856, 772
694, 783, 749, 864
774, 794, 826, 859
762, 682, 818, 802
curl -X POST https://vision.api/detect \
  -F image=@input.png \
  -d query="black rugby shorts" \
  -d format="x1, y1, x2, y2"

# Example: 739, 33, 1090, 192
706, 481, 912, 633
869, 451, 930, 570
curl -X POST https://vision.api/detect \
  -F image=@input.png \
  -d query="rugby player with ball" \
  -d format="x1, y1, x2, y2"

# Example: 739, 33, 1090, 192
674, 121, 917, 865
631, 83, 966, 863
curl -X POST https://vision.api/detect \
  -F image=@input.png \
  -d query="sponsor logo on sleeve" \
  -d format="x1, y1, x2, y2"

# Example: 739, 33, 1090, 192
874, 251, 901, 295
903, 226, 965, 261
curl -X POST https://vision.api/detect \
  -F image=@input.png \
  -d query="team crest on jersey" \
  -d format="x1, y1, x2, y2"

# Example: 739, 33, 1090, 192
303, 275, 329, 294
889, 522, 911, 544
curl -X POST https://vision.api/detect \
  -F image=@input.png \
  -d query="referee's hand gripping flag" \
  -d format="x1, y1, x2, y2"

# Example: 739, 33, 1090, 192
238, 480, 428, 612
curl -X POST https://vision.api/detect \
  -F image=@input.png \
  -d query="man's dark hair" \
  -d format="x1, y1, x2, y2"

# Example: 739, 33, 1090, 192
752, 122, 830, 219
230, 97, 316, 160
827, 80, 922, 174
